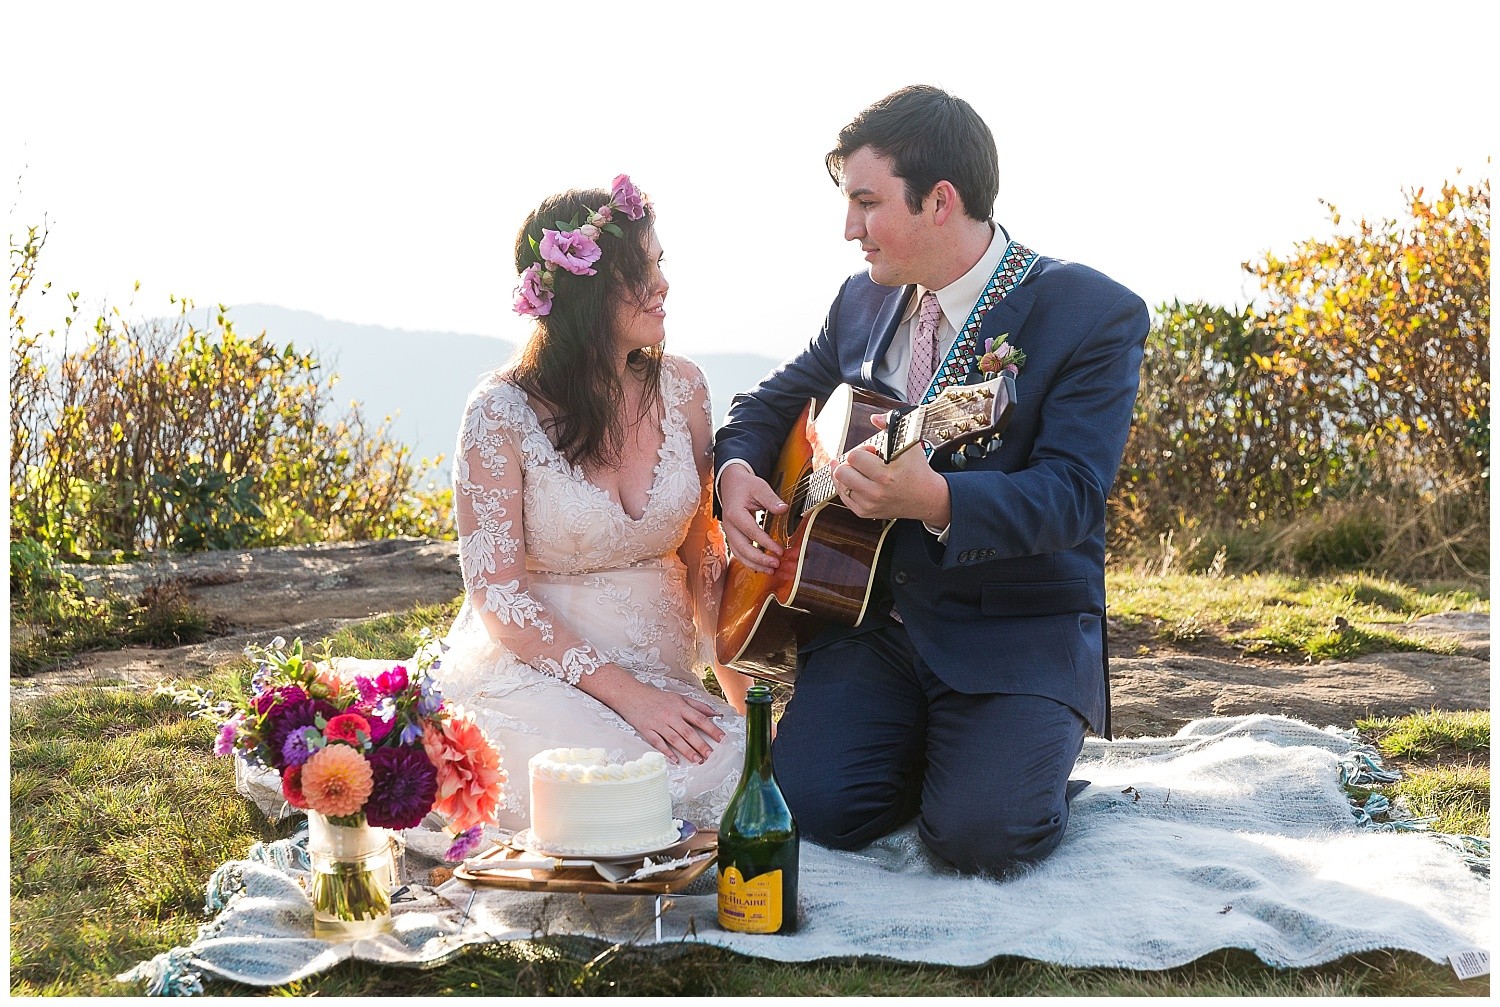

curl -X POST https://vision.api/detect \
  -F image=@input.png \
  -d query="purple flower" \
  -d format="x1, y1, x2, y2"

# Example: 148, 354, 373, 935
252, 684, 307, 716
280, 725, 322, 767
610, 174, 646, 221
214, 714, 243, 757
264, 698, 337, 770
362, 698, 397, 744
353, 675, 381, 705
416, 676, 443, 718
444, 825, 484, 862
513, 263, 553, 317
363, 744, 440, 830
538, 228, 601, 276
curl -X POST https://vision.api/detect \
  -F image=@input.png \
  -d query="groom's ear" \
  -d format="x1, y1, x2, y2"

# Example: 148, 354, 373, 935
927, 180, 964, 226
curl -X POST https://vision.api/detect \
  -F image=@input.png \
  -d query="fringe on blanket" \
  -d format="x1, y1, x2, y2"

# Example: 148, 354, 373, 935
1337, 730, 1491, 878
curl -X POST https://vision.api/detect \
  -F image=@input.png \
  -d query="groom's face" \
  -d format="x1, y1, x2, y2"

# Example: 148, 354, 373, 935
840, 145, 938, 287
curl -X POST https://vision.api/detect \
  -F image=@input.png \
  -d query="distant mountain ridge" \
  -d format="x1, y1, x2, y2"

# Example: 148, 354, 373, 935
212, 305, 782, 464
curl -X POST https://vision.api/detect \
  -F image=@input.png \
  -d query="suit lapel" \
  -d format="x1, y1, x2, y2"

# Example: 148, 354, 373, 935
861, 284, 914, 395
962, 286, 1037, 384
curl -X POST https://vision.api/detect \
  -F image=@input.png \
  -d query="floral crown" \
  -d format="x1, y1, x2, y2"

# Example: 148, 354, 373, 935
512, 174, 650, 318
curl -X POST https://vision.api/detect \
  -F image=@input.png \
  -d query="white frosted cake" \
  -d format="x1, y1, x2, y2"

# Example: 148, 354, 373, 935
527, 747, 679, 855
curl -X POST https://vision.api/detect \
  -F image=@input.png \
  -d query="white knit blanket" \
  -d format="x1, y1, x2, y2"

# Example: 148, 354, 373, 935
119, 716, 1489, 993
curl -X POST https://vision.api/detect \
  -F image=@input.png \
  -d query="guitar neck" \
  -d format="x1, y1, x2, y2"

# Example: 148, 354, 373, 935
799, 409, 922, 513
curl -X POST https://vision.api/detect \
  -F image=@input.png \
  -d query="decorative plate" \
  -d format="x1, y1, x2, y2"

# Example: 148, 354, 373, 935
509, 820, 698, 862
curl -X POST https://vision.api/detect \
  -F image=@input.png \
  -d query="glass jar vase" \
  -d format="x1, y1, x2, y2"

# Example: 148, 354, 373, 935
305, 811, 395, 940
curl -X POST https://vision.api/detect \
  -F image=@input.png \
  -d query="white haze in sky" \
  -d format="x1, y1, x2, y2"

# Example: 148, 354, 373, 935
8, 0, 1495, 361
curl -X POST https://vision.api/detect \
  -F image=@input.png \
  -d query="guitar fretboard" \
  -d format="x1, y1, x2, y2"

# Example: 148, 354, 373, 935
790, 410, 919, 520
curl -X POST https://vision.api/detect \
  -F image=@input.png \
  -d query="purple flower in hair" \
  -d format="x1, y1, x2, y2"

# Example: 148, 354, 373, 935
610, 174, 646, 221
513, 263, 553, 317
538, 228, 601, 276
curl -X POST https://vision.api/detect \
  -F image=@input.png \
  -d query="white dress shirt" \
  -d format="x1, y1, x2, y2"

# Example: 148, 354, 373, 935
875, 223, 1007, 398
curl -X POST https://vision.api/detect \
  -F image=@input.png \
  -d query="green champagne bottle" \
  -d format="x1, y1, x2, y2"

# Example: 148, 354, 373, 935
717, 684, 798, 934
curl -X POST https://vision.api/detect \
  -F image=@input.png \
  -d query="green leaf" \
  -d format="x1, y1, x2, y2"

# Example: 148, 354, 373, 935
602, 223, 623, 238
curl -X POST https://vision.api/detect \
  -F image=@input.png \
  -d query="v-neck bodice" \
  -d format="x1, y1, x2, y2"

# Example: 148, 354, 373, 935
462, 358, 701, 575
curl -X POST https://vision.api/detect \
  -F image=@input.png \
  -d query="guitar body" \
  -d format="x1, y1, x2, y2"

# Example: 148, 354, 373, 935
717, 384, 904, 682
716, 375, 1014, 684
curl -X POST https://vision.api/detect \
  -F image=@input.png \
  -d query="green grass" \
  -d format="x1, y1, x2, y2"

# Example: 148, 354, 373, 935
1357, 709, 1491, 760
1107, 571, 1487, 661
10, 598, 1490, 997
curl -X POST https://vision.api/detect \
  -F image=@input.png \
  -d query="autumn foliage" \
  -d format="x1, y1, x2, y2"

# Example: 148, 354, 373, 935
1115, 175, 1488, 577
8, 226, 452, 560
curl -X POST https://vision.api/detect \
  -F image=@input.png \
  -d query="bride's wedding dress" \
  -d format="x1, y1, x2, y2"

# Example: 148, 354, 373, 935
438, 354, 744, 833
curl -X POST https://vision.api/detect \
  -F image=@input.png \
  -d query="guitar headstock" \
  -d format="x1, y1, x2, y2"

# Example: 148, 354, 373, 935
885, 374, 1015, 462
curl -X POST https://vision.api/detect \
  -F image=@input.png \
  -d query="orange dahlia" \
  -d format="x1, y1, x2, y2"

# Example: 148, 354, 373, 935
422, 710, 505, 833
299, 743, 374, 817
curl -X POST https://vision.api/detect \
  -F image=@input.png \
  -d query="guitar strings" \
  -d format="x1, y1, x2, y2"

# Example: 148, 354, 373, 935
785, 409, 923, 517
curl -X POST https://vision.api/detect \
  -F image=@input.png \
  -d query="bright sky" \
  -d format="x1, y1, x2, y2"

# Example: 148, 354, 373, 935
8, 1, 1495, 362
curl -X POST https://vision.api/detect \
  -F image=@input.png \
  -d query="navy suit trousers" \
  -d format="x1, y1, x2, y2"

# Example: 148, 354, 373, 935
771, 626, 1087, 875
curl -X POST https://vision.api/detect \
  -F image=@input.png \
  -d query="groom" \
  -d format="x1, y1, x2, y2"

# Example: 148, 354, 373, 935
714, 85, 1149, 874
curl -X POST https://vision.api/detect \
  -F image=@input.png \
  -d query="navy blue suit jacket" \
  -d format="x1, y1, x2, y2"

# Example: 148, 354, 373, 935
714, 246, 1149, 737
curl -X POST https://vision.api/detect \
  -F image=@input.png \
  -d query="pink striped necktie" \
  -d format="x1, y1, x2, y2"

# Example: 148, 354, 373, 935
906, 290, 941, 404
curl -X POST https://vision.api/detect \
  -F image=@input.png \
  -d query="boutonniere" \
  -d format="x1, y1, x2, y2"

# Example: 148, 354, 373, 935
978, 335, 1025, 377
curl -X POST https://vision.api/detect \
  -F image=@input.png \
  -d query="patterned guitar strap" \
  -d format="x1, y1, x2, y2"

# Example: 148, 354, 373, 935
914, 239, 1038, 406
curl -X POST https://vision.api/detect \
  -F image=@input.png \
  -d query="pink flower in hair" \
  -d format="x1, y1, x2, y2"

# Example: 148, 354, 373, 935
589, 205, 613, 225
610, 174, 646, 221
539, 228, 601, 276
513, 263, 553, 317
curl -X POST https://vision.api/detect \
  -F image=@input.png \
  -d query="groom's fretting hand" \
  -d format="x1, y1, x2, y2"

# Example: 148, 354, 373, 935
718, 463, 787, 573
831, 414, 952, 529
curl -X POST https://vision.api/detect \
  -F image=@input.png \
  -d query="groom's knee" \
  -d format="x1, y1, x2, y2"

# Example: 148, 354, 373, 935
920, 799, 1069, 875
777, 767, 914, 851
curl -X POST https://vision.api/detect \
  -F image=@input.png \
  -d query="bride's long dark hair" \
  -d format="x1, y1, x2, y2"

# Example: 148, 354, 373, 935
509, 188, 663, 469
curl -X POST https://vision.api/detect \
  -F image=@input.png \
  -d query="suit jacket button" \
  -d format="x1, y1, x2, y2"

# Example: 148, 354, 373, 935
894, 571, 909, 585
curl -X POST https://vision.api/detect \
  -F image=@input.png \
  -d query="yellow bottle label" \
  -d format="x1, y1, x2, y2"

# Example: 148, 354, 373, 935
717, 865, 783, 933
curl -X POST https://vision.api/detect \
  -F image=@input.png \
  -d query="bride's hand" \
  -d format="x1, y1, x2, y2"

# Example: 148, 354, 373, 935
611, 679, 726, 766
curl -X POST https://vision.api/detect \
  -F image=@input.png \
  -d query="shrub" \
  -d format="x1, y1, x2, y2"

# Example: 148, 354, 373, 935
8, 224, 452, 558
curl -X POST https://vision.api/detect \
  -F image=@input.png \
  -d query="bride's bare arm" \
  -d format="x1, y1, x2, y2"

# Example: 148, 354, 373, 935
675, 361, 754, 715
453, 381, 723, 765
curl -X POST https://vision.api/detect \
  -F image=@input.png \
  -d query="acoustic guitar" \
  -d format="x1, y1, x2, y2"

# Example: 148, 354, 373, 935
716, 375, 1016, 683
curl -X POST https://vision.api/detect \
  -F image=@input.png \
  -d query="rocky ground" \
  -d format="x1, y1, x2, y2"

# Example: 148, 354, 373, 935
15, 539, 1492, 740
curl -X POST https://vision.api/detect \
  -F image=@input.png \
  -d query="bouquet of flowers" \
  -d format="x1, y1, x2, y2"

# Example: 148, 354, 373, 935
175, 633, 503, 933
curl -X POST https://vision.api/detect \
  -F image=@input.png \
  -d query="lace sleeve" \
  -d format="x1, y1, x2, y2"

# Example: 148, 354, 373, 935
674, 362, 729, 669
453, 383, 605, 686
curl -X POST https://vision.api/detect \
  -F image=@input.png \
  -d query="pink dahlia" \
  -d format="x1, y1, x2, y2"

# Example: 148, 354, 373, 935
300, 744, 373, 817
422, 712, 505, 833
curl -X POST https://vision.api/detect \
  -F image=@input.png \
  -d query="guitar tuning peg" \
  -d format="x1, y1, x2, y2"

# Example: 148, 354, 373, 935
950, 449, 968, 469
987, 436, 1004, 452
963, 443, 986, 462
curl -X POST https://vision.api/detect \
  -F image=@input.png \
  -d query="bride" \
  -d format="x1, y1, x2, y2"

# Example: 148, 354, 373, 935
436, 175, 752, 833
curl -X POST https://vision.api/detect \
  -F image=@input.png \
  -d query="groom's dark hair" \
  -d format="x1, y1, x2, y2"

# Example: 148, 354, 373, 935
826, 84, 999, 221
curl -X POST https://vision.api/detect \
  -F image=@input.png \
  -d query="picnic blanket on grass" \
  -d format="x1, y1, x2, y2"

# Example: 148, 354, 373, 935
119, 715, 1490, 994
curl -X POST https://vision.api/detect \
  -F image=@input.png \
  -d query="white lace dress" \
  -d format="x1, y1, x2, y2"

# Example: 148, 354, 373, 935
439, 354, 744, 833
